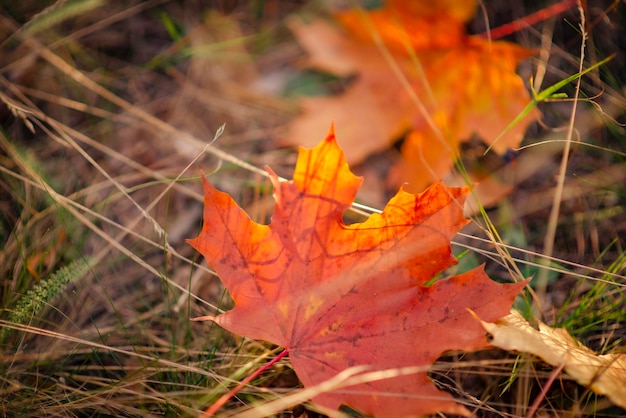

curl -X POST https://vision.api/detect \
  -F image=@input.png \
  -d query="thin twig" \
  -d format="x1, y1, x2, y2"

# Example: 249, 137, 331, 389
525, 362, 565, 418
203, 349, 289, 417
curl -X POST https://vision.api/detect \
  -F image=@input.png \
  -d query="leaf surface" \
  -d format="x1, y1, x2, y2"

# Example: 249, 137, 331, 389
284, 0, 541, 192
188, 129, 526, 417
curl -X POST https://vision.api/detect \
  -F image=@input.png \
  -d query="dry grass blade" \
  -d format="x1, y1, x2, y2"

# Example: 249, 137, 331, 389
535, 1, 588, 302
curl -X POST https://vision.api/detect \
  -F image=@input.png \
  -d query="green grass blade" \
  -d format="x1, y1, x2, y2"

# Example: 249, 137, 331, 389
484, 54, 615, 155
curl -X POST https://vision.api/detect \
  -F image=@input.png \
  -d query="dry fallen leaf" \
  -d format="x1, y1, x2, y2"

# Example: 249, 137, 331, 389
479, 310, 626, 410
285, 0, 541, 193
189, 127, 526, 416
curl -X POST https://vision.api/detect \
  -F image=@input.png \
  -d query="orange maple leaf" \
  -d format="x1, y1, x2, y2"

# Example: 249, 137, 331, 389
284, 0, 541, 193
188, 128, 526, 416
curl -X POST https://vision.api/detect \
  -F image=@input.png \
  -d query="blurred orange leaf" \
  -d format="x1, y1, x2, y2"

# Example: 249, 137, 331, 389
189, 128, 526, 416
285, 0, 541, 192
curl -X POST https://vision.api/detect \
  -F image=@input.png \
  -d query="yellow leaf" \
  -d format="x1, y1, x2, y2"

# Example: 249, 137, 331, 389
478, 310, 626, 410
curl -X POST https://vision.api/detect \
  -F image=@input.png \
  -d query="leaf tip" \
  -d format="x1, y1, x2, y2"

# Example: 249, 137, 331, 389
326, 121, 336, 142
265, 164, 280, 185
